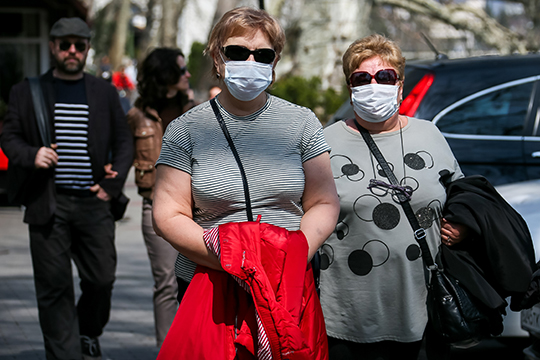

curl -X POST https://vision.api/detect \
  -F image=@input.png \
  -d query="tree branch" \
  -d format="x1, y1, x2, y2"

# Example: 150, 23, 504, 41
375, 0, 529, 54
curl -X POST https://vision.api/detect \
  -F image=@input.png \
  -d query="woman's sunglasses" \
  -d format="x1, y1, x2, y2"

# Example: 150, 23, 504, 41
59, 41, 87, 52
223, 45, 276, 64
349, 69, 399, 87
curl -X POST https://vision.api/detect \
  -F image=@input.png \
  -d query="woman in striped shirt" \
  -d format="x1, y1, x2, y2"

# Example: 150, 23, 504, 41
152, 6, 339, 358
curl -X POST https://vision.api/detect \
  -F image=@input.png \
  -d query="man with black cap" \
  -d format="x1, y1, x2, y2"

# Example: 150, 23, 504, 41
1, 17, 133, 360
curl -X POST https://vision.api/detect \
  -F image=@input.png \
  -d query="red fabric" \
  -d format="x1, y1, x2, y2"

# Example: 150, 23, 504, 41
111, 71, 134, 91
157, 221, 328, 360
0, 149, 8, 171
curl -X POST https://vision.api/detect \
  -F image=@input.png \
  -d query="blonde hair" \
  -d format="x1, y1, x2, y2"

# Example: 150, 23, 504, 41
342, 34, 405, 84
205, 7, 285, 78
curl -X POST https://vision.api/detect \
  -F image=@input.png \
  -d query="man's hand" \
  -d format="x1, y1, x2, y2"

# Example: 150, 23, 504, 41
34, 144, 58, 169
104, 163, 118, 179
90, 184, 111, 201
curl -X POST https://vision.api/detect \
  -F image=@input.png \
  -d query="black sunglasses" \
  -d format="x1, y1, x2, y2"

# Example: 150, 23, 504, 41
349, 69, 399, 87
59, 40, 87, 52
178, 66, 188, 77
223, 45, 276, 64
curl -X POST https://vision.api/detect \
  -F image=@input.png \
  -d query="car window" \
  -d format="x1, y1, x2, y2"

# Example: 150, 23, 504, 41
435, 81, 534, 136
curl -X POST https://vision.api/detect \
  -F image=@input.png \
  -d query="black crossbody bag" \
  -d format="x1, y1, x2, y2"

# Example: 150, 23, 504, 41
6, 78, 50, 205
210, 98, 321, 290
353, 118, 492, 346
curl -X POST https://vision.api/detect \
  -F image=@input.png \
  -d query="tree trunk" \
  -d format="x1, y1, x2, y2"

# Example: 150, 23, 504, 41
160, 0, 186, 47
109, 0, 131, 70
137, 0, 159, 61
292, 0, 371, 90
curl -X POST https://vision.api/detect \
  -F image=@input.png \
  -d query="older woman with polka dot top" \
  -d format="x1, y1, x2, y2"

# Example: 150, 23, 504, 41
319, 34, 466, 360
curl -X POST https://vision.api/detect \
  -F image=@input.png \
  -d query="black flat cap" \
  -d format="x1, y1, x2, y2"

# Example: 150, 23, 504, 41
50, 17, 91, 38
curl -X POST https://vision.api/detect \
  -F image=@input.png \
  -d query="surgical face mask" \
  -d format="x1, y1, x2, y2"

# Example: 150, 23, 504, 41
223, 60, 273, 101
351, 84, 400, 123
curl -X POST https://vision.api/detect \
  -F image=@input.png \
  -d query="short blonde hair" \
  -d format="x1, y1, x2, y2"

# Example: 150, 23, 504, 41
205, 7, 285, 78
342, 34, 406, 84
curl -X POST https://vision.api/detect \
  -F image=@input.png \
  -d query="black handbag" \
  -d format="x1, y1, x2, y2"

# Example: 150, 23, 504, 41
353, 119, 492, 346
426, 252, 492, 345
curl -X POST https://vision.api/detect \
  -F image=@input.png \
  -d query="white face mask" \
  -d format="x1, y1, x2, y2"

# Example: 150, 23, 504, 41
223, 60, 273, 102
351, 84, 400, 123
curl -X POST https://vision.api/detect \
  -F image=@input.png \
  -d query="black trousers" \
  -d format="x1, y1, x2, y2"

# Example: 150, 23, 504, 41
29, 194, 116, 360
328, 336, 423, 360
176, 276, 190, 303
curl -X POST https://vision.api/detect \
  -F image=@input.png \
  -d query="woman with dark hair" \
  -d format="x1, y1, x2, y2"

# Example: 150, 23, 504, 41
126, 47, 195, 347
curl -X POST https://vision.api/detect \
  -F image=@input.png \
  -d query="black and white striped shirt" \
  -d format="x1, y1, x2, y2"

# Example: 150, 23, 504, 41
156, 94, 331, 281
53, 79, 94, 191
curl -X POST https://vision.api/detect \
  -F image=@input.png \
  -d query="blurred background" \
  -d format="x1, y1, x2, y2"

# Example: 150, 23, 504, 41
0, 0, 538, 125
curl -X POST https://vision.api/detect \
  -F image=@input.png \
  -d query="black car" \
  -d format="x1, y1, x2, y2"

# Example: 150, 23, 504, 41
330, 54, 540, 186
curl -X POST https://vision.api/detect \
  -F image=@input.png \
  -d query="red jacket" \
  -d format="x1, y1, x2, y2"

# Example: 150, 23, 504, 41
157, 220, 328, 360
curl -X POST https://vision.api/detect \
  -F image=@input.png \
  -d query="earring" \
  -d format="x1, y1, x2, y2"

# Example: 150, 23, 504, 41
216, 72, 221, 79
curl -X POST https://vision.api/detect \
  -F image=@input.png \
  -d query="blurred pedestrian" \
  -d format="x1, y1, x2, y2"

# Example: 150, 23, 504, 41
153, 7, 339, 359
126, 47, 195, 347
97, 55, 112, 82
112, 63, 136, 113
123, 57, 137, 86
319, 34, 464, 360
1, 17, 133, 360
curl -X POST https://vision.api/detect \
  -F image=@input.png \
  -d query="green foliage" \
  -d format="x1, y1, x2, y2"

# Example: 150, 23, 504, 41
187, 41, 212, 91
269, 75, 349, 125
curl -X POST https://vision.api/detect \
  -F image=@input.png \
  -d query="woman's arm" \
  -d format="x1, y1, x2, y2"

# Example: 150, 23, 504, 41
152, 164, 221, 270
300, 152, 340, 260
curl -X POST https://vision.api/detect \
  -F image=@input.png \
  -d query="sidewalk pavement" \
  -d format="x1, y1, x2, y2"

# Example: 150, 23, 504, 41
0, 172, 529, 360
0, 172, 162, 360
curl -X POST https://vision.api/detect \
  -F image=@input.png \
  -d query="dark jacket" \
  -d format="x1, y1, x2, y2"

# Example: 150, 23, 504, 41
1, 69, 133, 225
442, 175, 537, 311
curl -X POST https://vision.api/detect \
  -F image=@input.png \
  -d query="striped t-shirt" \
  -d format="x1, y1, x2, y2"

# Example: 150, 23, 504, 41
156, 94, 331, 281
54, 78, 94, 191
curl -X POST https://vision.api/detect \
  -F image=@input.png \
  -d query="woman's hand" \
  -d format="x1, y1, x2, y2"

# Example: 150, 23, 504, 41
152, 165, 221, 270
440, 218, 469, 246
300, 152, 340, 261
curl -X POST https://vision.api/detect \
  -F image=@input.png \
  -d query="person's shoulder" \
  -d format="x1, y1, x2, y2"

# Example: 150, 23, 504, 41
168, 100, 212, 129
407, 117, 434, 128
126, 105, 144, 123
182, 100, 212, 119
406, 117, 442, 134
268, 94, 315, 115
324, 119, 345, 131
267, 95, 321, 128
323, 119, 348, 139
10, 78, 30, 93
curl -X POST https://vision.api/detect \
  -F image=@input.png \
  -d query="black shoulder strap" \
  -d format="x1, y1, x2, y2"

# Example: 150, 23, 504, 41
210, 98, 254, 222
353, 119, 435, 269
28, 77, 51, 147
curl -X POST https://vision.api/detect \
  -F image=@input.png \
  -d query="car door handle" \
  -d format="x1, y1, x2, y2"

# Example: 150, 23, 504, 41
532, 152, 540, 158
